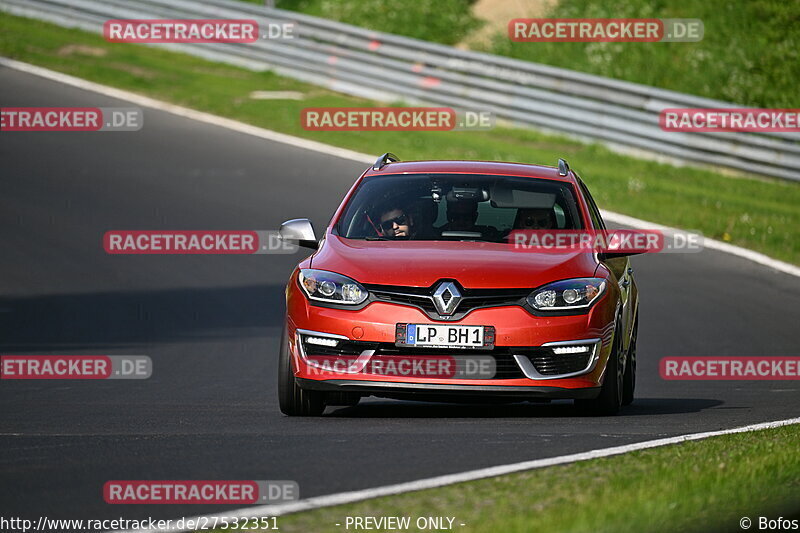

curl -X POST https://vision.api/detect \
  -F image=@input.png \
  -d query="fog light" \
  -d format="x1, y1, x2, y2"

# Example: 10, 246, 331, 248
553, 345, 590, 355
306, 336, 338, 347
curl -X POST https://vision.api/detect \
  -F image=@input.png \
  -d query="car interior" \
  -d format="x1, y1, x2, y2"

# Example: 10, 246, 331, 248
339, 174, 582, 241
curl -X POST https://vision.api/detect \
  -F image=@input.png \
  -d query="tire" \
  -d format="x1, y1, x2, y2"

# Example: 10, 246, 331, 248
576, 323, 624, 416
278, 328, 326, 416
622, 316, 638, 406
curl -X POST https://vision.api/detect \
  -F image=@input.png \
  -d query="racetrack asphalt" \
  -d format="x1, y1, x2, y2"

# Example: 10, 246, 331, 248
1, 65, 799, 523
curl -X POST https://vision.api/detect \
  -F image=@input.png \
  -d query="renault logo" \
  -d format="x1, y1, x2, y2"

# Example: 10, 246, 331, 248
432, 281, 462, 316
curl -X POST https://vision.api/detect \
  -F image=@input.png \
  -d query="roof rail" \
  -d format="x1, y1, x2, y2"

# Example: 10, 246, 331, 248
373, 152, 399, 171
557, 158, 570, 176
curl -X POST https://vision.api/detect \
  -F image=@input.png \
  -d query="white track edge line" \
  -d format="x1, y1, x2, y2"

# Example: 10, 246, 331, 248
110, 416, 800, 532
600, 210, 800, 278
0, 57, 371, 165
1, 57, 798, 279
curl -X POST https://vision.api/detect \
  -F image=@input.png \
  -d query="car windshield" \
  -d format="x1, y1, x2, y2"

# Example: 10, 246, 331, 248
337, 173, 584, 242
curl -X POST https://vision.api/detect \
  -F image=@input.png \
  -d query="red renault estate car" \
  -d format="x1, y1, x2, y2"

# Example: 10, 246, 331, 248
278, 154, 639, 416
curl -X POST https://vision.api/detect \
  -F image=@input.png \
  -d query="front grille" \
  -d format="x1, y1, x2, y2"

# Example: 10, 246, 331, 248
516, 348, 593, 376
371, 290, 438, 315
366, 282, 528, 320
371, 345, 524, 379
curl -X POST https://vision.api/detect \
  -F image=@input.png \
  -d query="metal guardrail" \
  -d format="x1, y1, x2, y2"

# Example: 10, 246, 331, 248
3, 0, 799, 181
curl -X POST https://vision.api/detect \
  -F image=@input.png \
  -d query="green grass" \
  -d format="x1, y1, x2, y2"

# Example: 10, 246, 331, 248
203, 424, 800, 532
486, 0, 800, 108
1, 11, 798, 264
243, 0, 483, 46
267, 0, 800, 108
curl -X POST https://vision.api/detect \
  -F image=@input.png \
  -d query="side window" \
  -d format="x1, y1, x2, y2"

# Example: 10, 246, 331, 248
578, 180, 606, 231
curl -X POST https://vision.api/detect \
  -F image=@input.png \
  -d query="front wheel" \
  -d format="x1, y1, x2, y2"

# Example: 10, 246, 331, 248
576, 324, 624, 416
622, 316, 638, 406
278, 328, 326, 416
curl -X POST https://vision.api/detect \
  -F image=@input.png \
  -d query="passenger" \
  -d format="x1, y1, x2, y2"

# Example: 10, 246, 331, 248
514, 208, 557, 230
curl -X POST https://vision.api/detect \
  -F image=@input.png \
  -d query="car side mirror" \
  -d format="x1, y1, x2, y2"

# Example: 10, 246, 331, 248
279, 218, 318, 249
598, 251, 643, 261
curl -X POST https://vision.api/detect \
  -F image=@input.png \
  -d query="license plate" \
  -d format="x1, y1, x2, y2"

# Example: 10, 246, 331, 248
396, 324, 494, 349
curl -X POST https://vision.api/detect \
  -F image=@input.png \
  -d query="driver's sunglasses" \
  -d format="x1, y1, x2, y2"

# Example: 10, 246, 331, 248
524, 216, 551, 228
380, 214, 408, 231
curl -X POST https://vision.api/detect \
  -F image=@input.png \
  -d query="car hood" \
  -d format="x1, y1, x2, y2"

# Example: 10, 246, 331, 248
310, 235, 599, 288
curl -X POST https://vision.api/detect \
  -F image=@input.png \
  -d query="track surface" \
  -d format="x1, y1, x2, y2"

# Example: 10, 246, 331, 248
1, 66, 799, 522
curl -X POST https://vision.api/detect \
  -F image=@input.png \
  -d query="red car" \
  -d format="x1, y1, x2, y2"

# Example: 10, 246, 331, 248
278, 154, 639, 416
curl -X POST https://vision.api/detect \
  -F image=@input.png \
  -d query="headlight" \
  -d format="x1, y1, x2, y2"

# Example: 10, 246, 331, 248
527, 278, 607, 311
298, 269, 368, 305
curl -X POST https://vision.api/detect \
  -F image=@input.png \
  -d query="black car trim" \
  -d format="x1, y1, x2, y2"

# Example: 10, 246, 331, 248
296, 378, 601, 399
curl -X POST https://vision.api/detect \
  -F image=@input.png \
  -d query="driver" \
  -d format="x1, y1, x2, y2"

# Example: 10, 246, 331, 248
378, 206, 415, 239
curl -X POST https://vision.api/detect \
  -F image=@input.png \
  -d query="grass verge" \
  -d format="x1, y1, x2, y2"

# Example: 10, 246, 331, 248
264, 0, 482, 46
1, 11, 798, 264
486, 0, 800, 109
205, 423, 800, 533
267, 0, 799, 108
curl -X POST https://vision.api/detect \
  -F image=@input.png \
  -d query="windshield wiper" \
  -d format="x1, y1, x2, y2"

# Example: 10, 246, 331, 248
364, 236, 391, 241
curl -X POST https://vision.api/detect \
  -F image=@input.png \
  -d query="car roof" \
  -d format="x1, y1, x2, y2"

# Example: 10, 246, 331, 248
363, 160, 575, 183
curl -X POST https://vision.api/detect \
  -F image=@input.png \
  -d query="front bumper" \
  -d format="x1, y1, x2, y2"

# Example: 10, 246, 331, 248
287, 279, 616, 400
297, 377, 601, 401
